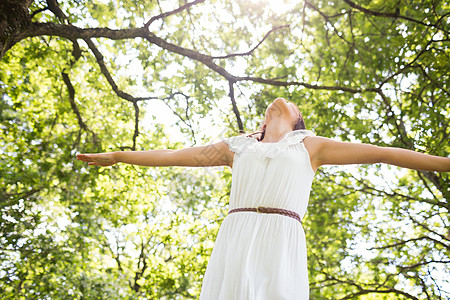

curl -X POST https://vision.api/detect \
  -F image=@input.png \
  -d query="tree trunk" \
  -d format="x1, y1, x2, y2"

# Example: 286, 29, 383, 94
0, 0, 32, 59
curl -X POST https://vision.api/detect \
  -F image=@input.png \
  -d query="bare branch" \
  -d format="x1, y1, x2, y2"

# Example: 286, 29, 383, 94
132, 239, 148, 292
368, 236, 449, 251
30, 7, 48, 19
60, 41, 100, 145
18, 22, 421, 139
408, 213, 450, 245
46, 0, 68, 23
377, 90, 414, 148
60, 72, 100, 145
235, 75, 377, 93
228, 81, 244, 133
211, 25, 290, 59
416, 171, 444, 200
144, 0, 205, 28
84, 38, 137, 103
132, 102, 140, 151
399, 260, 450, 271
20, 22, 144, 42
21, 23, 382, 96
158, 92, 197, 143
84, 38, 143, 149
61, 73, 85, 130
142, 31, 235, 80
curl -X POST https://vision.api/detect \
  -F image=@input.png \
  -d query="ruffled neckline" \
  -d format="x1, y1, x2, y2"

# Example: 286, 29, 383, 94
225, 129, 315, 158
258, 130, 310, 144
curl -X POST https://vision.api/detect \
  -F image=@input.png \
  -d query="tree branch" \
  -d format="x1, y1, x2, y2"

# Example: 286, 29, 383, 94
368, 236, 449, 251
84, 38, 145, 149
407, 213, 450, 245
377, 90, 414, 148
60, 41, 100, 146
343, 174, 444, 208
399, 260, 450, 272
132, 101, 140, 151
317, 270, 420, 300
339, 288, 419, 300
158, 92, 197, 143
211, 25, 290, 59
84, 38, 137, 103
305, 1, 352, 45
132, 239, 148, 292
416, 170, 444, 201
21, 22, 143, 42
45, 0, 68, 23
228, 81, 244, 133
342, 0, 449, 34
30, 7, 48, 20
19, 22, 400, 137
144, 0, 205, 28
235, 75, 377, 93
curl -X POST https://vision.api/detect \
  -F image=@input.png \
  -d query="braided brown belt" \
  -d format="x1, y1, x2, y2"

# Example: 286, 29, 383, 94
228, 206, 302, 223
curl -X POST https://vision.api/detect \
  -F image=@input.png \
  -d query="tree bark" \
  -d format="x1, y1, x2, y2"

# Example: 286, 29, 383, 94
0, 0, 32, 59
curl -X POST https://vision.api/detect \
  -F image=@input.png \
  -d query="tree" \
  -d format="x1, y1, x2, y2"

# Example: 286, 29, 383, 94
1, 0, 448, 298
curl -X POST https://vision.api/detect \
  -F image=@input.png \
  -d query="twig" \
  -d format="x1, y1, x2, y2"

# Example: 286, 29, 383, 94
211, 25, 290, 59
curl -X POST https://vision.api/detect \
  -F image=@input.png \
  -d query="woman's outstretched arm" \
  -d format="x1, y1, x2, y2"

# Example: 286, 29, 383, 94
76, 141, 234, 168
304, 136, 450, 172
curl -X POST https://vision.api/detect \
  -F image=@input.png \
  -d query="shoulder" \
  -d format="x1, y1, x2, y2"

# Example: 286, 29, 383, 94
303, 135, 329, 152
216, 140, 236, 166
302, 136, 329, 171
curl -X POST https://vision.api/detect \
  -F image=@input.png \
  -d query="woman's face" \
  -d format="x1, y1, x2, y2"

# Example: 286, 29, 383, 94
264, 98, 299, 128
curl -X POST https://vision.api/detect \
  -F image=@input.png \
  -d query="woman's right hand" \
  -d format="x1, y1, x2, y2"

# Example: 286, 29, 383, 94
76, 152, 117, 166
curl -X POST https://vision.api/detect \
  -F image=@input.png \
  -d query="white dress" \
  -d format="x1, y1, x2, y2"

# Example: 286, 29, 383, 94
200, 129, 316, 300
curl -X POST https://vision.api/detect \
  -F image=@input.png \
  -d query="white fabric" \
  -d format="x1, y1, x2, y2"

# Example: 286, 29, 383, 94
200, 129, 316, 300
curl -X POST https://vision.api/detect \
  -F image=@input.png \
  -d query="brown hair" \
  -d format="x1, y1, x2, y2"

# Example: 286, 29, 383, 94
247, 101, 306, 142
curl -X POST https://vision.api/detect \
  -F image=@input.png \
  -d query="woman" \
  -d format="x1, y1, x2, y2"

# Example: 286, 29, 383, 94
77, 98, 449, 299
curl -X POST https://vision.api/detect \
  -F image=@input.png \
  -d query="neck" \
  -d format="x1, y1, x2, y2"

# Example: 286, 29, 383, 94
262, 122, 293, 143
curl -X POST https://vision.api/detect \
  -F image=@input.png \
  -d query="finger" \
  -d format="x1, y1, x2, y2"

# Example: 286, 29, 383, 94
88, 162, 98, 166
77, 154, 88, 160
77, 155, 93, 162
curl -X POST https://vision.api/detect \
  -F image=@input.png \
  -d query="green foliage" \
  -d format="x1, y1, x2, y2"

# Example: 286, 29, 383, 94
1, 0, 449, 299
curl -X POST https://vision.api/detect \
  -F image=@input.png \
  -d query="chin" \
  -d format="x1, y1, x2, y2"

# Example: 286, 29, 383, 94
273, 97, 288, 105
265, 98, 291, 119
